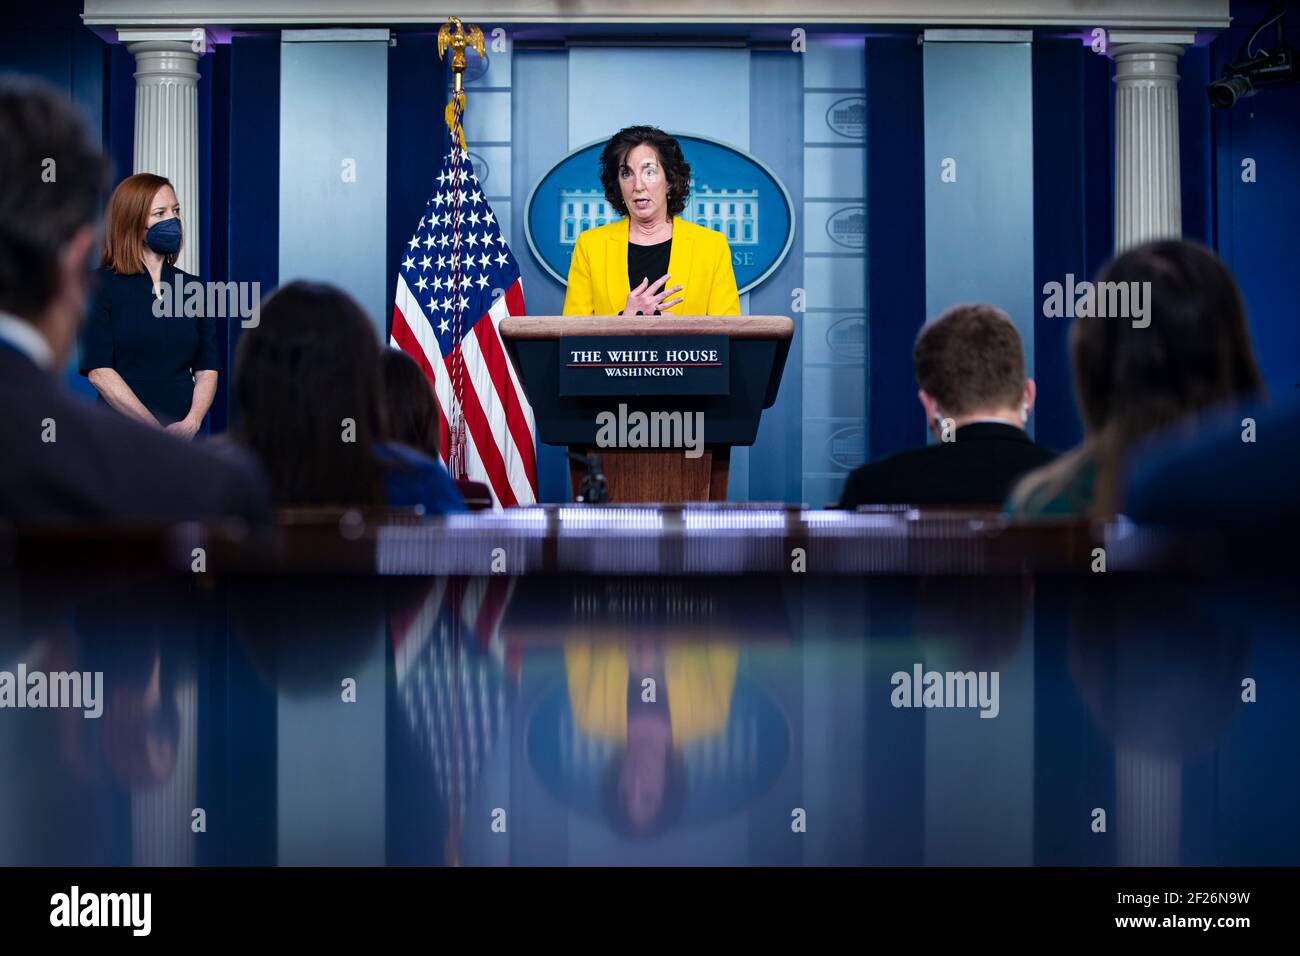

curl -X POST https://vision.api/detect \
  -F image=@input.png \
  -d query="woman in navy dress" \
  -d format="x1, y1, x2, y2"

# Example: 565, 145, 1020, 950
80, 173, 218, 438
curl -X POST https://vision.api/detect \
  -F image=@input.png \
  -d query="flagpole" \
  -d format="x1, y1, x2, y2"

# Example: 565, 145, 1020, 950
438, 16, 481, 152
437, 16, 484, 479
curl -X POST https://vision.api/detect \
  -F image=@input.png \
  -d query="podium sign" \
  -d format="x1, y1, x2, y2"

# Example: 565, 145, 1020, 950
500, 316, 794, 502
559, 334, 729, 396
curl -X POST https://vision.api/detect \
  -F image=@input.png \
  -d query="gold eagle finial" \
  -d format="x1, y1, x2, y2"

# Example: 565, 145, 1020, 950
438, 16, 486, 93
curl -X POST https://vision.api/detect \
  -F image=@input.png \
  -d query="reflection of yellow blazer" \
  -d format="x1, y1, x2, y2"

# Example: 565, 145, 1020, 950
564, 642, 739, 747
562, 216, 742, 317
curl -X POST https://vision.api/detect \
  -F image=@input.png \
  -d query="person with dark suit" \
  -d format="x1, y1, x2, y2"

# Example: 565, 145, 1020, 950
0, 77, 270, 524
839, 303, 1055, 509
79, 173, 218, 437
1124, 399, 1299, 535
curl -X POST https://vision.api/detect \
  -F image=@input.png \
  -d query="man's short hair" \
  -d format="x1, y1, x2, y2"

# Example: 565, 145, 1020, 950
0, 75, 109, 319
913, 304, 1027, 415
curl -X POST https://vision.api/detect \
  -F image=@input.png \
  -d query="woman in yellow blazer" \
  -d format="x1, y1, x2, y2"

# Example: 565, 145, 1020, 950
562, 125, 741, 317
563, 639, 739, 835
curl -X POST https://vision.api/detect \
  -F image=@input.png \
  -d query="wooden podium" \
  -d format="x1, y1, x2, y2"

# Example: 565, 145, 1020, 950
499, 316, 793, 503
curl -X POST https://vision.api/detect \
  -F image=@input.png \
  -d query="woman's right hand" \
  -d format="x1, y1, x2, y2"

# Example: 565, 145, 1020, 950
85, 367, 163, 428
622, 273, 685, 316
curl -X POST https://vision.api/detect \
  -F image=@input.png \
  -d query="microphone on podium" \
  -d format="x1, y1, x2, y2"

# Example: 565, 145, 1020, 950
567, 449, 608, 504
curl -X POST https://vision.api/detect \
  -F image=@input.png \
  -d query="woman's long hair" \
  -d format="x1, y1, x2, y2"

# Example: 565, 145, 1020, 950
381, 347, 441, 460
232, 281, 388, 506
1012, 240, 1263, 517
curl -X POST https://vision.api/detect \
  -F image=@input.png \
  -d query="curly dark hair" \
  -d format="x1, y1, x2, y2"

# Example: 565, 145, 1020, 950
598, 125, 691, 220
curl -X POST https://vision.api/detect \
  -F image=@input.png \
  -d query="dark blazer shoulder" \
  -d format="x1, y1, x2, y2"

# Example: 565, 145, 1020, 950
848, 443, 942, 482
0, 355, 268, 523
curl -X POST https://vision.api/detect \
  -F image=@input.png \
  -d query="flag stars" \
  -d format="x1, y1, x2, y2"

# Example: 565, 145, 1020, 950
399, 154, 519, 362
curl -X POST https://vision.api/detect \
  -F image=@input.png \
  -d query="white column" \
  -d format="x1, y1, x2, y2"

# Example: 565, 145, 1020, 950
1107, 31, 1195, 252
1115, 746, 1182, 866
119, 28, 211, 277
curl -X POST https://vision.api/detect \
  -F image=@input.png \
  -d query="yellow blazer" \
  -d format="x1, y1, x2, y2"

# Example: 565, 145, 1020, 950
564, 642, 740, 747
562, 216, 741, 317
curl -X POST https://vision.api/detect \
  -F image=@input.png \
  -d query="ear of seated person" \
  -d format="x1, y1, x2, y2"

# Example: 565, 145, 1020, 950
839, 304, 1055, 511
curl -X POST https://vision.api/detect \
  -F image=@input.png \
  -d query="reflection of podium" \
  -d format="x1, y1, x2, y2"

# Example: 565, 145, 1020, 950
500, 316, 793, 503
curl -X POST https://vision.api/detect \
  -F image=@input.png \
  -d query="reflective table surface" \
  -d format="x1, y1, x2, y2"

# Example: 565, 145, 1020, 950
2, 567, 1295, 866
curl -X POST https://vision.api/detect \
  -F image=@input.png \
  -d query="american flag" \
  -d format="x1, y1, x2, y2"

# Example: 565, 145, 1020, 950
389, 98, 537, 507
391, 575, 517, 863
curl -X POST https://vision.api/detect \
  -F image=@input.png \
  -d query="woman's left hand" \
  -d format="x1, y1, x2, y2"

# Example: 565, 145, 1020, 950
164, 417, 201, 441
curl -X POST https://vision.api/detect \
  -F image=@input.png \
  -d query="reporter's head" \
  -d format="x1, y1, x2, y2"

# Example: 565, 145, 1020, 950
1070, 239, 1263, 439
232, 280, 388, 506
0, 76, 108, 368
913, 303, 1035, 438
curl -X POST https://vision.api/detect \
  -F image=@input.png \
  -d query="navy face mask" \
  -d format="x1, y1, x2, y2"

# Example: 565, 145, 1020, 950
145, 217, 182, 255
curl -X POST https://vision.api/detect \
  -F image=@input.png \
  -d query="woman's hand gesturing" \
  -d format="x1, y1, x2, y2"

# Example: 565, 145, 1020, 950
622, 273, 684, 316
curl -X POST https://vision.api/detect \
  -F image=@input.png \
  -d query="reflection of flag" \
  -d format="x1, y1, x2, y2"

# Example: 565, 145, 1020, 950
390, 96, 537, 507
391, 576, 519, 678
391, 577, 516, 811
